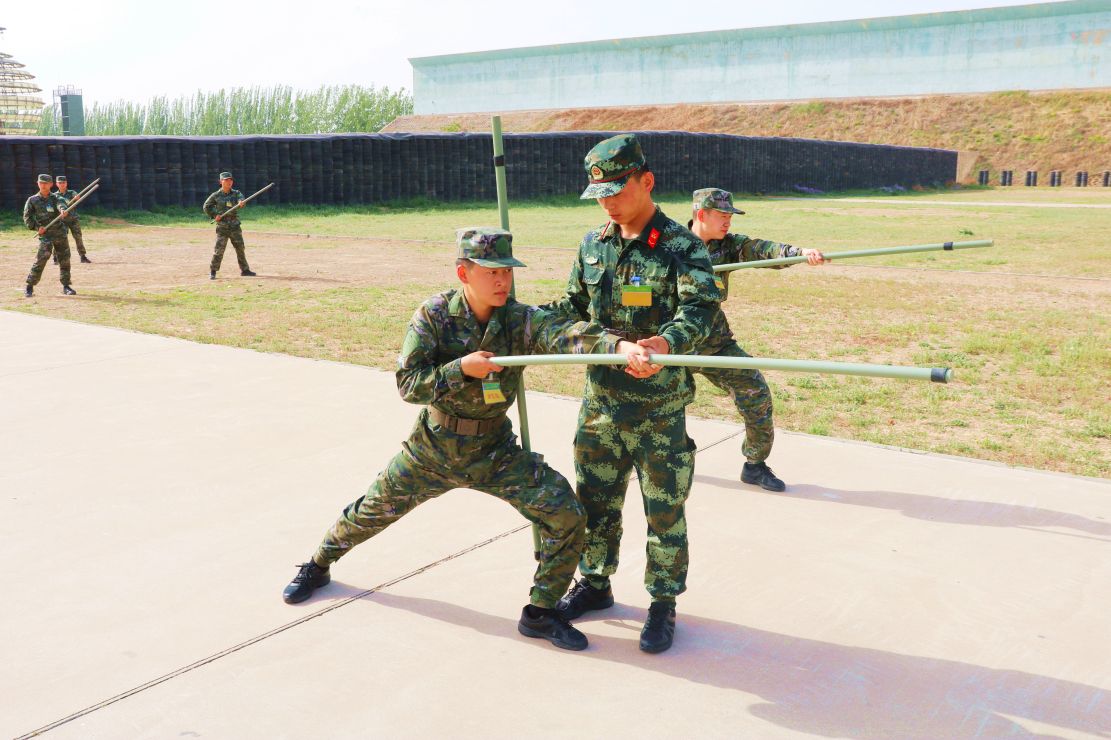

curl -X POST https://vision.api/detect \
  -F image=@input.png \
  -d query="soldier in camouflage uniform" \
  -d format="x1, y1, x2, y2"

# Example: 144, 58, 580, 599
54, 176, 91, 263
23, 174, 77, 298
687, 188, 825, 492
546, 135, 721, 654
283, 227, 638, 652
203, 172, 256, 279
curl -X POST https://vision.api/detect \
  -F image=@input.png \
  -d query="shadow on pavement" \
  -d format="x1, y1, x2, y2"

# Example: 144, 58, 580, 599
366, 591, 1111, 739
695, 474, 1111, 540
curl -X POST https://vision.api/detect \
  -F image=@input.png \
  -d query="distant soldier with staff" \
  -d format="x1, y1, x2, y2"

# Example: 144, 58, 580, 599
687, 188, 824, 492
203, 171, 256, 279
23, 174, 76, 297
53, 176, 91, 264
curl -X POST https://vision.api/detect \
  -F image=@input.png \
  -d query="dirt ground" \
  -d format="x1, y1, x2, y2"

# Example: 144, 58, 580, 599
3, 223, 1108, 477
5, 223, 1105, 305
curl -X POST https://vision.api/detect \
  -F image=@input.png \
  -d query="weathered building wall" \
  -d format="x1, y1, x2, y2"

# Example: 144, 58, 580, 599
411, 1, 1110, 114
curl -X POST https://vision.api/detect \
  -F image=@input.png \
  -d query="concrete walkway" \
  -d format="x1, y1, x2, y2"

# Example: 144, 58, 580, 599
2, 311, 1108, 739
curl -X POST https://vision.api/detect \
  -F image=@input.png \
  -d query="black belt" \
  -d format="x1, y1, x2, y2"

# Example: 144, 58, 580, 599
428, 407, 506, 436
606, 328, 654, 342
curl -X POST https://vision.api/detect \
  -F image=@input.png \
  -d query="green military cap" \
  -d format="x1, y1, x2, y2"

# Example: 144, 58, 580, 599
455, 227, 525, 268
580, 134, 646, 199
37, 173, 53, 183
219, 171, 233, 180
693, 188, 745, 215
55, 175, 67, 183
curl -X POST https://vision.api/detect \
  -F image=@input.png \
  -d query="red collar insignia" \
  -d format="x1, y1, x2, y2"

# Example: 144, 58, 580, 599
647, 228, 660, 248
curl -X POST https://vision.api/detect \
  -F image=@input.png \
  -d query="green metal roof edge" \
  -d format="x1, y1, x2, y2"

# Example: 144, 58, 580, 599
410, 0, 1107, 67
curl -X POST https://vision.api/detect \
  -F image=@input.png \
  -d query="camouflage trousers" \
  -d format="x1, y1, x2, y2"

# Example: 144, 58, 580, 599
313, 408, 585, 609
574, 402, 695, 602
28, 235, 71, 287
210, 224, 250, 273
695, 341, 774, 463
67, 221, 86, 256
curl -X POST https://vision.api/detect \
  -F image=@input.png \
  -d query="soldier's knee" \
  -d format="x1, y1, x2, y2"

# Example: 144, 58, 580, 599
552, 505, 586, 539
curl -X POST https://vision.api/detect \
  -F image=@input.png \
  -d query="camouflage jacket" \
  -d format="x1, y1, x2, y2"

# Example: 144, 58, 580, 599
56, 189, 81, 222
706, 232, 802, 300
23, 193, 68, 239
397, 289, 620, 421
203, 188, 244, 226
701, 232, 801, 354
545, 206, 720, 415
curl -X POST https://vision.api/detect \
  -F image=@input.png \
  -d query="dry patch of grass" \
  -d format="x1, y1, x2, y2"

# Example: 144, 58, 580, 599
386, 89, 1111, 181
2, 194, 1108, 478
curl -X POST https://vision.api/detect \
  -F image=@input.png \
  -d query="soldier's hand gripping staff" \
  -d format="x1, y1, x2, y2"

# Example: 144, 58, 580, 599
23, 174, 76, 297
54, 176, 92, 263
203, 172, 260, 279
686, 188, 825, 492
282, 228, 627, 652
543, 134, 722, 654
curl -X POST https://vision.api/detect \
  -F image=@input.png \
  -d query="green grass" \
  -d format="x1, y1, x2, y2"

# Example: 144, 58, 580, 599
4, 187, 1108, 477
10, 185, 1105, 278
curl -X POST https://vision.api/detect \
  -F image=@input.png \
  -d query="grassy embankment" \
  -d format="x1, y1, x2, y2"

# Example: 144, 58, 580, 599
1, 187, 1108, 477
387, 89, 1111, 180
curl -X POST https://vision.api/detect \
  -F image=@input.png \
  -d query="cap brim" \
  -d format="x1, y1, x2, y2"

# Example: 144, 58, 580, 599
708, 205, 745, 215
470, 257, 526, 268
581, 177, 629, 199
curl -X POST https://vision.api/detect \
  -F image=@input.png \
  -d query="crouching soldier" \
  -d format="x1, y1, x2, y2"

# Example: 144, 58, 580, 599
283, 227, 639, 652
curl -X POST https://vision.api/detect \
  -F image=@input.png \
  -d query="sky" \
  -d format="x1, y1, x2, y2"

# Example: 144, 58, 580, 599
1, 0, 1070, 108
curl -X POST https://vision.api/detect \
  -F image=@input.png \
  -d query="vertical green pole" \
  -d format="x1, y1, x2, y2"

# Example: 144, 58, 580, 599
492, 116, 542, 561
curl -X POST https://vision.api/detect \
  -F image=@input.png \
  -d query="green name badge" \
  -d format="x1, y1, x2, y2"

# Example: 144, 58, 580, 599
621, 284, 653, 307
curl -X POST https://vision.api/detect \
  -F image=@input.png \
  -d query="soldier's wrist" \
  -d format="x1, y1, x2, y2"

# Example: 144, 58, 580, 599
443, 358, 467, 388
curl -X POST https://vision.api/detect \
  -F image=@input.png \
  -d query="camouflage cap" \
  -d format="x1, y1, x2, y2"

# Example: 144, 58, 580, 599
693, 188, 745, 215
455, 227, 526, 268
55, 175, 67, 182
219, 171, 233, 180
580, 134, 646, 199
37, 173, 53, 183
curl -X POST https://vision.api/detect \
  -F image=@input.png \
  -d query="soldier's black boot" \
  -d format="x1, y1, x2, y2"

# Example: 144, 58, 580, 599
741, 461, 786, 492
283, 561, 330, 604
241, 269, 256, 277
80, 255, 92, 263
25, 284, 33, 297
62, 285, 77, 296
639, 601, 676, 654
210, 270, 216, 280
517, 605, 588, 651
556, 578, 615, 620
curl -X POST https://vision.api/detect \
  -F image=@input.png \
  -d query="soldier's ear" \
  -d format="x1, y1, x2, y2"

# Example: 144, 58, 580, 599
641, 170, 655, 194
456, 262, 470, 284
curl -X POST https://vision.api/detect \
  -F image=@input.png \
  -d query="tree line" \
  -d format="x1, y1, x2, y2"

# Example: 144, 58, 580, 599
37, 84, 413, 136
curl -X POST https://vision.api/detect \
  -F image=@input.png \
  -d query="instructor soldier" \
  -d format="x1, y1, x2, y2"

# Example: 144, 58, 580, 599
687, 188, 824, 492
546, 135, 720, 653
23, 174, 76, 297
203, 172, 256, 279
